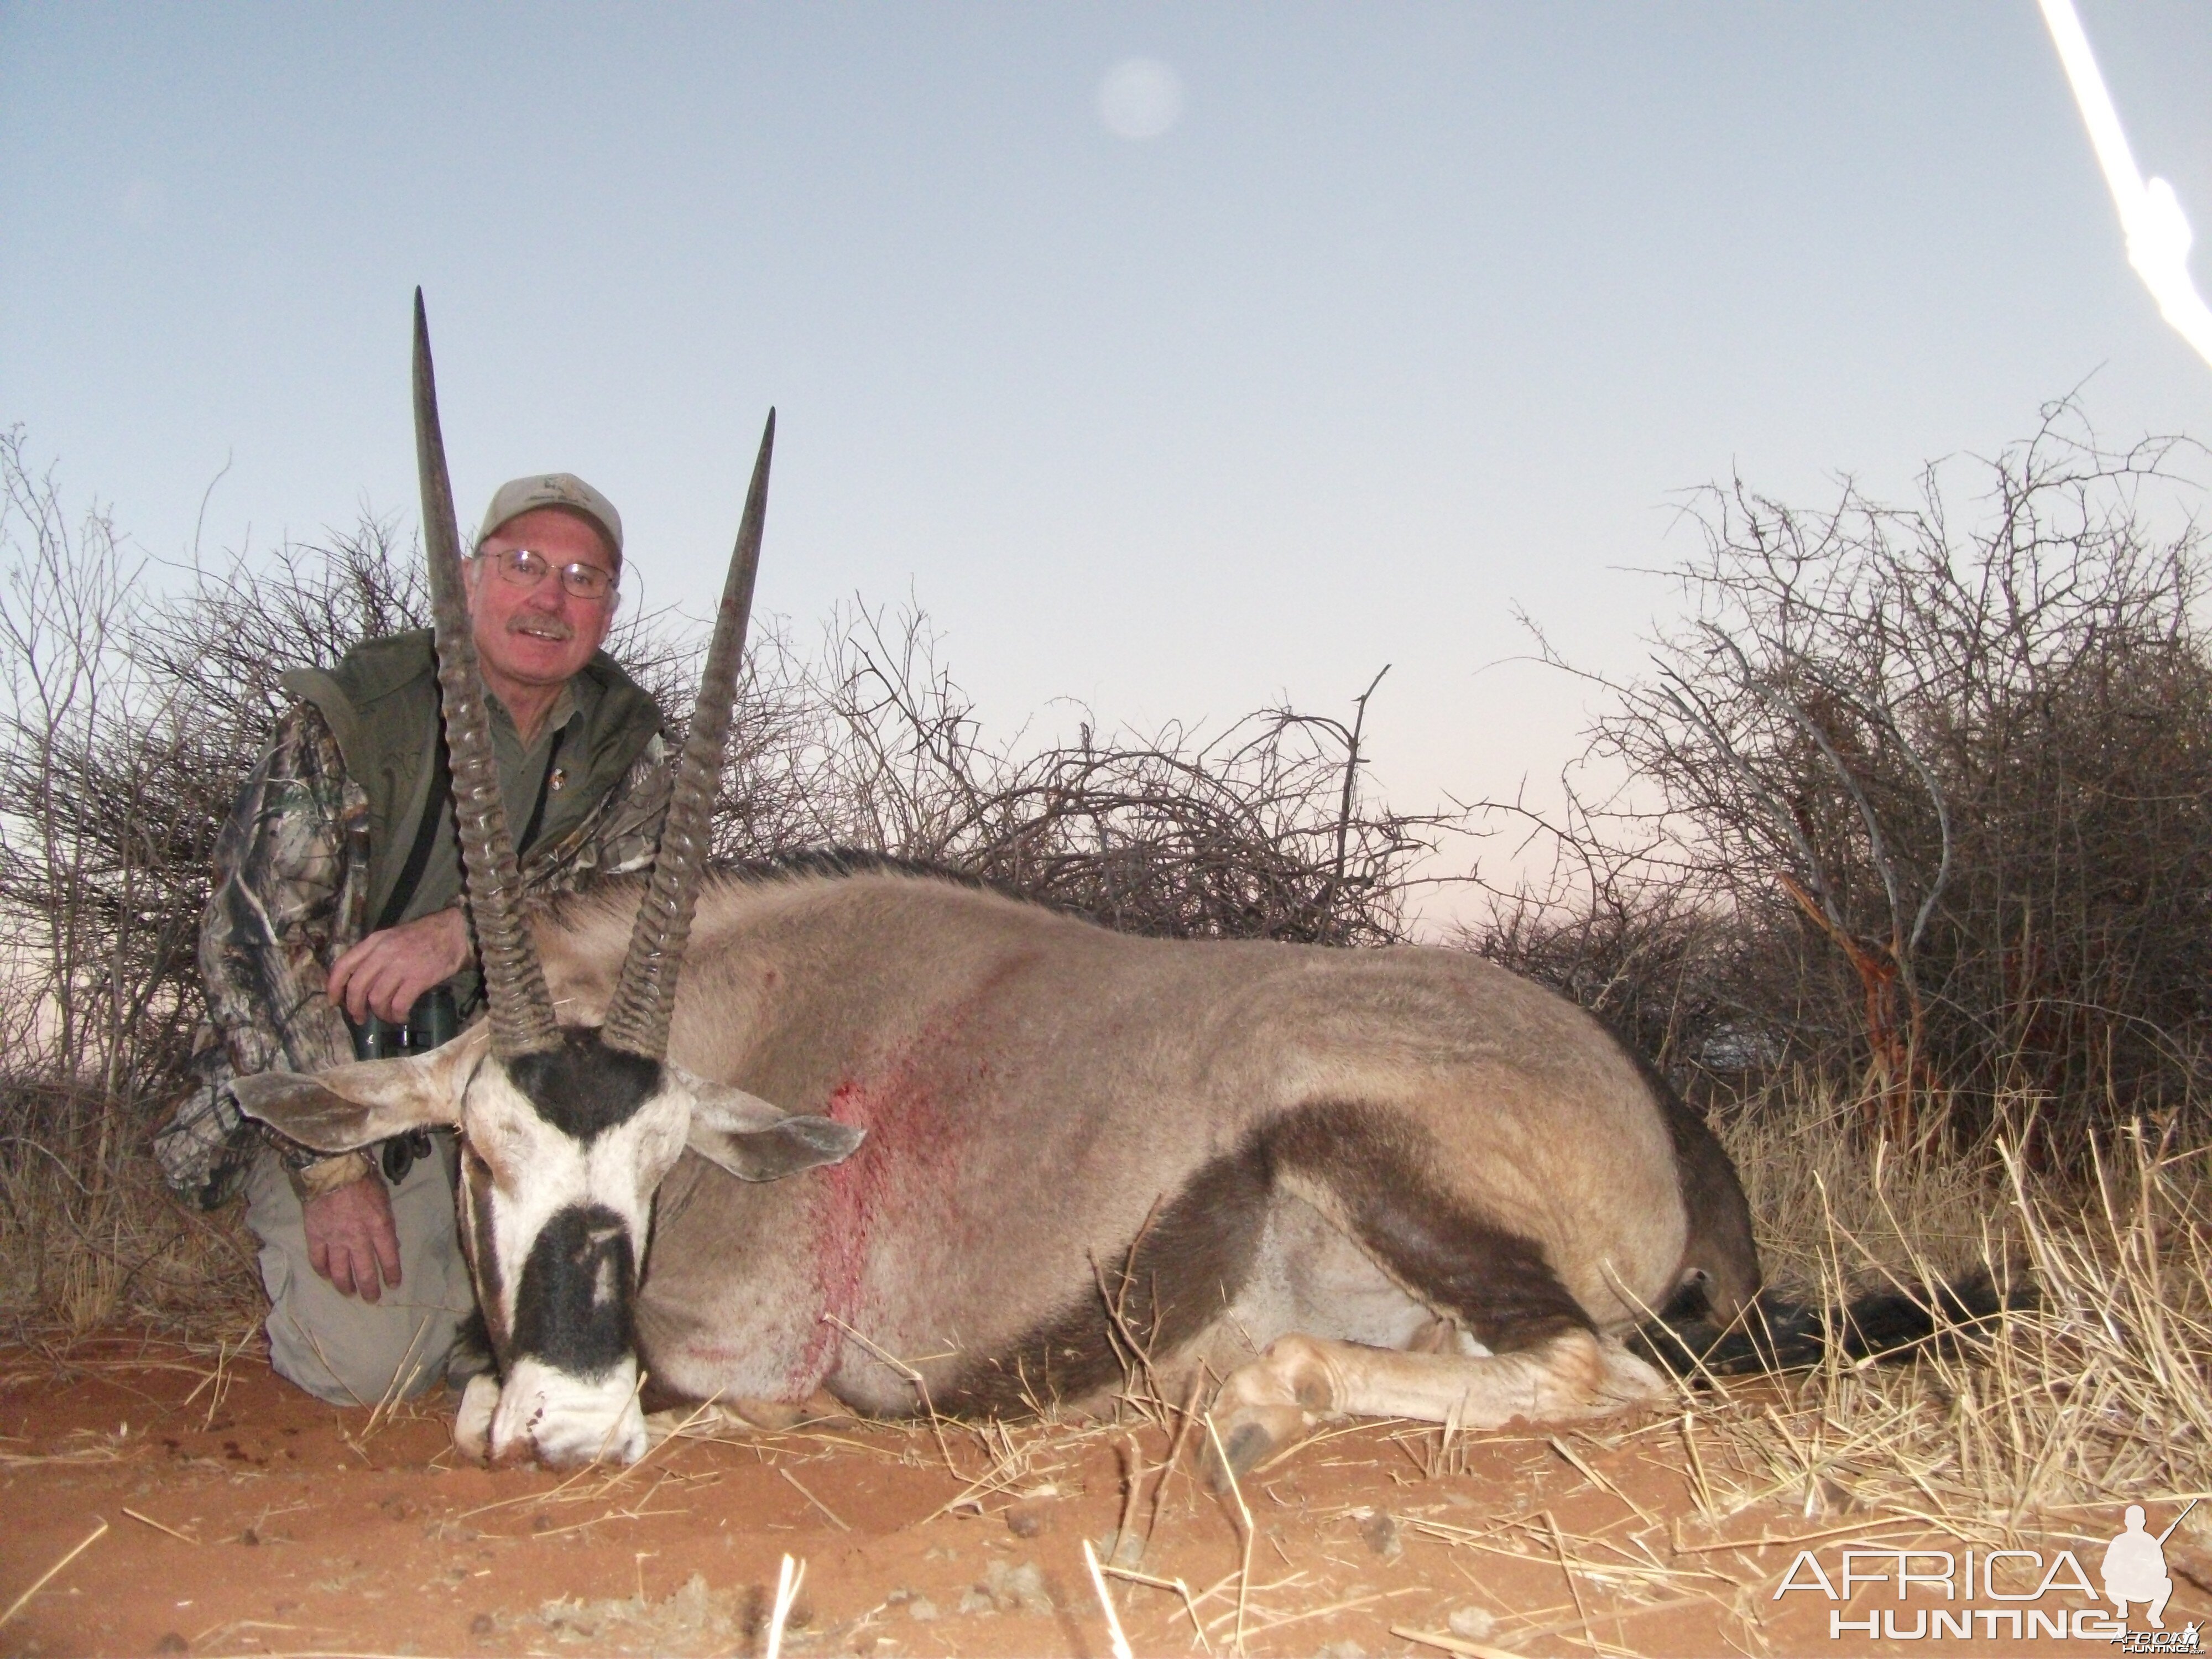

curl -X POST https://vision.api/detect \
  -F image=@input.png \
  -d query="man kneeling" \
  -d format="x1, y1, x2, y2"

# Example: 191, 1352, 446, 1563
158, 474, 669, 1405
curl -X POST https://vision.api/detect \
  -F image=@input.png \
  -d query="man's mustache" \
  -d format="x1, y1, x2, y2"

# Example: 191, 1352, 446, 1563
508, 614, 575, 641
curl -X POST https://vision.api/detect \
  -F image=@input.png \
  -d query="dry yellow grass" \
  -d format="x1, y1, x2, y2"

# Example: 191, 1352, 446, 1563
0, 1107, 258, 1342
1684, 1086, 2212, 1540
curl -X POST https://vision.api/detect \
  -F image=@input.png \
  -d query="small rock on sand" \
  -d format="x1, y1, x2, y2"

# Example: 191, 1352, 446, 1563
1449, 1605, 1498, 1639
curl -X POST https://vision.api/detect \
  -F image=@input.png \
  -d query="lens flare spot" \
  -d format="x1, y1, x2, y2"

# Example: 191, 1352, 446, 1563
1097, 58, 1184, 142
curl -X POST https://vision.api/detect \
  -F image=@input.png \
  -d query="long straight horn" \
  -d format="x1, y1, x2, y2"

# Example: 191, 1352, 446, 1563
413, 289, 561, 1058
599, 410, 774, 1060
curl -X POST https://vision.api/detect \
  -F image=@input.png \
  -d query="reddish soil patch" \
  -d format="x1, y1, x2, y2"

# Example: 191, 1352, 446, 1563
2, 1338, 2201, 1657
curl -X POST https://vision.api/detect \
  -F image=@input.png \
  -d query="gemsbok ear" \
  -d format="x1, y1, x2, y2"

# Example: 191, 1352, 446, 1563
681, 1074, 866, 1183
231, 1026, 483, 1152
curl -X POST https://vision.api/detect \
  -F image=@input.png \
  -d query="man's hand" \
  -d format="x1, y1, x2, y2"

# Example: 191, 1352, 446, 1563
327, 907, 471, 1024
303, 1175, 402, 1301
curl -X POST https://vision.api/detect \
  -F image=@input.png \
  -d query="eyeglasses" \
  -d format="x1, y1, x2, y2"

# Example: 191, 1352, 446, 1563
476, 546, 618, 601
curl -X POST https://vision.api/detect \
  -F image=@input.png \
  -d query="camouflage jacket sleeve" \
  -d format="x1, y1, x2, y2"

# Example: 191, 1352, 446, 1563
155, 703, 368, 1207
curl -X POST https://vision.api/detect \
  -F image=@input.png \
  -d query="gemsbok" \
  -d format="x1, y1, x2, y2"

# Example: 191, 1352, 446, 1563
237, 295, 1782, 1473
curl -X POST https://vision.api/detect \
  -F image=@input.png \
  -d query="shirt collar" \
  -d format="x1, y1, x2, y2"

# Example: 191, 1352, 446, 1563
486, 679, 582, 747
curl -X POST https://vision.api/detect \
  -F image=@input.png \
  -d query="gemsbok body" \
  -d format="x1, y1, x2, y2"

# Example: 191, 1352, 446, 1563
533, 852, 1762, 1475
237, 297, 1765, 1472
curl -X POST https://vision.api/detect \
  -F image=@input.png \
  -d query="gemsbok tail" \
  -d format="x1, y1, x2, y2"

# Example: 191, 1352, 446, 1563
1632, 1269, 2031, 1379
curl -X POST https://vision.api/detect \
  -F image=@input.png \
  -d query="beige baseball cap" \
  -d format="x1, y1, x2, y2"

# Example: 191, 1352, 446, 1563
477, 473, 624, 569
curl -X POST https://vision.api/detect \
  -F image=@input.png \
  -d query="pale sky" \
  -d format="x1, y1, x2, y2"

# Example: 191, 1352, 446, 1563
3, 3, 2209, 907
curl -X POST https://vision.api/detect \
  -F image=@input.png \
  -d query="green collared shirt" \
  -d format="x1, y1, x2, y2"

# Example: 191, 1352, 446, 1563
404, 677, 597, 923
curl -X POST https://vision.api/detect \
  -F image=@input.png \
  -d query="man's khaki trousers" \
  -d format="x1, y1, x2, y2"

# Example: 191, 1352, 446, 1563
243, 1138, 476, 1406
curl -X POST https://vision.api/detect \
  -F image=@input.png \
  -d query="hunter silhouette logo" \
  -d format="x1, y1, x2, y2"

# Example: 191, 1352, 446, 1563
1774, 1500, 2201, 1644
2104, 1505, 2179, 1629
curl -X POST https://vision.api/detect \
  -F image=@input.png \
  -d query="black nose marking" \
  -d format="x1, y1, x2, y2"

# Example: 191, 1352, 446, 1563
510, 1203, 636, 1379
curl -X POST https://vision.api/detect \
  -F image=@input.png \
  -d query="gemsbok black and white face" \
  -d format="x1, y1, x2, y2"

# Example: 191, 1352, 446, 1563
235, 294, 858, 1465
238, 1025, 858, 1463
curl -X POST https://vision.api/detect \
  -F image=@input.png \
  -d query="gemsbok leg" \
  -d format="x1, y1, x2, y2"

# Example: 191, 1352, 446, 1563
1210, 1327, 1666, 1478
1206, 1100, 1679, 1479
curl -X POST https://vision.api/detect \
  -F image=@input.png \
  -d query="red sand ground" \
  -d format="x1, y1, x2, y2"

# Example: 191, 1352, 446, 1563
3, 1338, 2204, 1658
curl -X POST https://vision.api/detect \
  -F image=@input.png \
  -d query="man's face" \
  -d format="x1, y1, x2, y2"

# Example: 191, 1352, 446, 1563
466, 508, 618, 700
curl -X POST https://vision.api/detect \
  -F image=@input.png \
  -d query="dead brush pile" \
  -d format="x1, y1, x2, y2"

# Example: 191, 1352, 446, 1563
1472, 404, 2212, 1145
